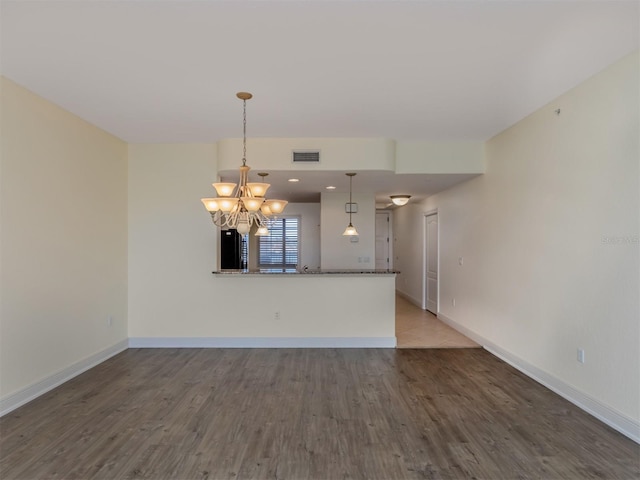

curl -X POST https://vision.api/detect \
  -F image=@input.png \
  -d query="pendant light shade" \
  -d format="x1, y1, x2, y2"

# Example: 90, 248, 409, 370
343, 223, 358, 236
255, 225, 270, 236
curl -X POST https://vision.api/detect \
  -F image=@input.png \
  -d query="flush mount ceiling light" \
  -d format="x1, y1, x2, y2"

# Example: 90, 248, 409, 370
390, 195, 411, 206
326, 185, 336, 190
288, 178, 300, 183
200, 92, 287, 236
342, 173, 359, 236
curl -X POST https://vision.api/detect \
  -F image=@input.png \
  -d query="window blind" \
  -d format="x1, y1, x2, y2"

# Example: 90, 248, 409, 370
258, 217, 299, 268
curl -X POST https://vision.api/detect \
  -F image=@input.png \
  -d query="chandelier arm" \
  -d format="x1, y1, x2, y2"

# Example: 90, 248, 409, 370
227, 210, 239, 228
212, 211, 231, 229
252, 210, 270, 226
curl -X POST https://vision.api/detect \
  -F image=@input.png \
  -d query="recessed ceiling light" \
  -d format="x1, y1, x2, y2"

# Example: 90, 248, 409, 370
326, 186, 336, 190
288, 178, 300, 182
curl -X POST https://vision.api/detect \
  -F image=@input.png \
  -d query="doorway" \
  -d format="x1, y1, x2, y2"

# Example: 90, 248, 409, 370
375, 211, 391, 270
424, 213, 438, 314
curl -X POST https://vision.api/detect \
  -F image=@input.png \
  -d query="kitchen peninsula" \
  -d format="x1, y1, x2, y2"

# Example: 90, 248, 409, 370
212, 269, 398, 275
204, 269, 398, 348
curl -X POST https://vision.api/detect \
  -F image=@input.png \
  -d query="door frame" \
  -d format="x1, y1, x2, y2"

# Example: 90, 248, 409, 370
422, 209, 439, 312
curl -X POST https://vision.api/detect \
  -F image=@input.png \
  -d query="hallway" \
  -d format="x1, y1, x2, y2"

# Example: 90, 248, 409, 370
395, 294, 480, 349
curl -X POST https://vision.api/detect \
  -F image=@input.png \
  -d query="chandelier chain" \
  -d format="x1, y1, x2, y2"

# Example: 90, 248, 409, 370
242, 99, 247, 166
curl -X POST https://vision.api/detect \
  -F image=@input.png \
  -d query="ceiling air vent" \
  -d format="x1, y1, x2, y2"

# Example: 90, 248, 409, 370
292, 150, 320, 163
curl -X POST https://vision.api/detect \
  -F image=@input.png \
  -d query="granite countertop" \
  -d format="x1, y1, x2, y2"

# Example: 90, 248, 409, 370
212, 269, 399, 275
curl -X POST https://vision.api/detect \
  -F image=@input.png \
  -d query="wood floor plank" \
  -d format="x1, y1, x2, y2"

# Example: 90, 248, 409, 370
1, 348, 638, 479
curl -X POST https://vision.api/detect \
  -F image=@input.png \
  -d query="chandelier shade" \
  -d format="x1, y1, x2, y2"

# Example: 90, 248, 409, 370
218, 198, 239, 213
200, 92, 287, 235
241, 197, 265, 212
247, 182, 270, 197
213, 183, 237, 197
201, 198, 220, 212
265, 199, 287, 214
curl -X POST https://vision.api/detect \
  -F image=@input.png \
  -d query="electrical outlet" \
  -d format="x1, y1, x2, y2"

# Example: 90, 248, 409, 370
577, 348, 585, 364
107, 315, 113, 327
458, 257, 464, 266
452, 298, 456, 307
274, 311, 280, 320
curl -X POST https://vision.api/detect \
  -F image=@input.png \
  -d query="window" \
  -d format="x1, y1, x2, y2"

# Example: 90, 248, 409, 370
257, 216, 300, 269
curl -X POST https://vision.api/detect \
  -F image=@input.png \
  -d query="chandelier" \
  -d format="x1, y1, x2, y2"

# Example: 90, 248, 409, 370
201, 92, 287, 236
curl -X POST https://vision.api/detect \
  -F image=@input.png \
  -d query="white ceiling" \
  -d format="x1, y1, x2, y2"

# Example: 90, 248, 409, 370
2, 0, 638, 203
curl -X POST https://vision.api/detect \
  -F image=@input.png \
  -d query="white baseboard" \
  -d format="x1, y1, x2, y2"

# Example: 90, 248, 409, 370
395, 289, 423, 309
129, 336, 397, 348
0, 339, 129, 417
437, 313, 640, 444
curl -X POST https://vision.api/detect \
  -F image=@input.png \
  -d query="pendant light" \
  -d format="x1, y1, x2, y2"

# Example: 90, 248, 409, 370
342, 173, 359, 236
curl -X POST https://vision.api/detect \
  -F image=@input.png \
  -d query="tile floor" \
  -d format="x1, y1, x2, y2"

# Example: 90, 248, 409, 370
395, 294, 480, 348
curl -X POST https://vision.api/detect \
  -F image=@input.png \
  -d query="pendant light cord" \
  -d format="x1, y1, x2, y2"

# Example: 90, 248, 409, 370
349, 174, 353, 224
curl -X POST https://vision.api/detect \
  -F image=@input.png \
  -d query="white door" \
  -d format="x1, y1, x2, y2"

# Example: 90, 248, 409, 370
375, 212, 390, 270
425, 213, 438, 313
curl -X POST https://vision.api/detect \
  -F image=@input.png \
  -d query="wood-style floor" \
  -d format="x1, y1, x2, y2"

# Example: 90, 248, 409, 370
1, 348, 638, 479
395, 295, 479, 349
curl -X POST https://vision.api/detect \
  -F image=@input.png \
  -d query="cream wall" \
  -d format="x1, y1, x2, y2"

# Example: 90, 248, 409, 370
394, 52, 640, 431
0, 78, 128, 404
218, 138, 396, 172
127, 143, 217, 336
320, 192, 376, 270
395, 141, 485, 174
218, 137, 485, 176
393, 203, 426, 306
